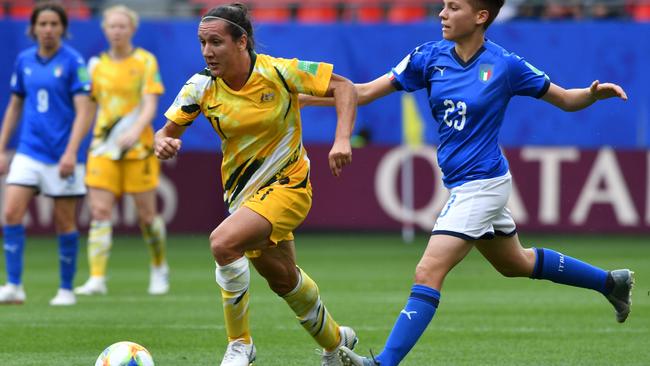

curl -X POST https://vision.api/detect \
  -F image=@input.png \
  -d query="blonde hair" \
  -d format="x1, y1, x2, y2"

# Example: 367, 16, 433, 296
102, 5, 139, 30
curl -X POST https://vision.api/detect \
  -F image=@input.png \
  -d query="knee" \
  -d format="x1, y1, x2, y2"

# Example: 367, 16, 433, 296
90, 203, 112, 221
215, 256, 250, 294
3, 206, 24, 225
414, 261, 437, 284
209, 228, 243, 264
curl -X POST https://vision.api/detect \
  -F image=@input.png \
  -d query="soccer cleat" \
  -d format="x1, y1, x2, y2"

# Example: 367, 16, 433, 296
49, 288, 76, 306
74, 276, 108, 295
0, 283, 26, 304
220, 339, 256, 366
321, 326, 359, 366
148, 263, 169, 295
606, 269, 634, 323
339, 347, 380, 366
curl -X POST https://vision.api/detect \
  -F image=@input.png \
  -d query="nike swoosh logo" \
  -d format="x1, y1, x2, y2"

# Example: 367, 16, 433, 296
207, 105, 220, 110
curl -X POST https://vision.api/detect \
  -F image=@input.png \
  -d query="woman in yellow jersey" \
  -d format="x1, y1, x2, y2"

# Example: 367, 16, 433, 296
155, 3, 358, 365
75, 5, 169, 297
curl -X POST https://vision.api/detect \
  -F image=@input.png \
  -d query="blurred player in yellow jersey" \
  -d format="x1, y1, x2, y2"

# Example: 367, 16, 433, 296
75, 5, 168, 296
155, 3, 358, 365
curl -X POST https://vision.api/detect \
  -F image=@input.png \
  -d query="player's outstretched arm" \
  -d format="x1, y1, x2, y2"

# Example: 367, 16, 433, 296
542, 81, 628, 112
154, 120, 186, 160
324, 73, 357, 177
299, 74, 397, 107
0, 95, 24, 175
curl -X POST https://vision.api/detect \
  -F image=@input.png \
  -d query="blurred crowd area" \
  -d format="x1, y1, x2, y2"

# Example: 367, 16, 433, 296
1, 0, 650, 21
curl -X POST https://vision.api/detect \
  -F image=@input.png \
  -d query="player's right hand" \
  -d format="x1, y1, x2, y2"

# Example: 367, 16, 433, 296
154, 137, 182, 160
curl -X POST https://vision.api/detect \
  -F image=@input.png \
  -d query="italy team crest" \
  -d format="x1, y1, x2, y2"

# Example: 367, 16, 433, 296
479, 64, 493, 83
54, 65, 63, 78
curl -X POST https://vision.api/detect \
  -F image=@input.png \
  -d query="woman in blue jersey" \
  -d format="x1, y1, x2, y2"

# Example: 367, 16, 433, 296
0, 2, 92, 306
303, 1, 631, 365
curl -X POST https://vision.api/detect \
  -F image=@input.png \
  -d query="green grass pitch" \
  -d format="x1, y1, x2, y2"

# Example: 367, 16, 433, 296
0, 233, 648, 365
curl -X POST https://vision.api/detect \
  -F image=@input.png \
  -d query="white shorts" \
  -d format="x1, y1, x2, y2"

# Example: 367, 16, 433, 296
5, 153, 86, 197
432, 172, 516, 240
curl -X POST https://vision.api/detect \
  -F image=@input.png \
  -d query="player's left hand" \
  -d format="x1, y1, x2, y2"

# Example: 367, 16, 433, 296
58, 152, 77, 178
328, 138, 352, 177
589, 80, 628, 101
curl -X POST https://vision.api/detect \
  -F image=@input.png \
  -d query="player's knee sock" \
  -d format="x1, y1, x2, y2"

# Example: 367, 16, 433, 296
216, 256, 251, 343
140, 216, 167, 267
3, 225, 26, 285
57, 231, 79, 290
88, 220, 112, 278
376, 284, 441, 366
282, 267, 340, 351
530, 247, 609, 294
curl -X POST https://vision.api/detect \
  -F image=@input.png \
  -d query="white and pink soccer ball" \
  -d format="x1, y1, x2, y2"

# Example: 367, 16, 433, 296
95, 341, 155, 366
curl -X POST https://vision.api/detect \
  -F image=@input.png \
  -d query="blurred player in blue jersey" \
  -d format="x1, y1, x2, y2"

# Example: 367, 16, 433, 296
303, 0, 632, 365
0, 2, 92, 306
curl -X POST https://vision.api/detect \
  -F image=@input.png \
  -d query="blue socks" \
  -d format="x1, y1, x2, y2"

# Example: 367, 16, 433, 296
376, 284, 441, 366
530, 247, 608, 295
57, 232, 79, 290
3, 225, 26, 285
3, 227, 78, 290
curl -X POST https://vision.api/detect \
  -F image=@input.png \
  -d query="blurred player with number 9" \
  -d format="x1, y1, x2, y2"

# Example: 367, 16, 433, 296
0, 1, 93, 306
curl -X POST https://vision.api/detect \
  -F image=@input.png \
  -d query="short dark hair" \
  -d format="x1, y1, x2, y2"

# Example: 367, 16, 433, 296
29, 1, 68, 39
203, 3, 254, 51
469, 0, 504, 28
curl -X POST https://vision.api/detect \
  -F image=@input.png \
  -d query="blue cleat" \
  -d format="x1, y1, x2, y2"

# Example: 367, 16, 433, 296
606, 269, 634, 323
339, 346, 379, 366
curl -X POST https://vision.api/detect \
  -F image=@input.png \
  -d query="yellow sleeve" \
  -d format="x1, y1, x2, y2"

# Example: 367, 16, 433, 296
275, 57, 333, 97
142, 52, 164, 95
88, 56, 101, 101
163, 73, 208, 126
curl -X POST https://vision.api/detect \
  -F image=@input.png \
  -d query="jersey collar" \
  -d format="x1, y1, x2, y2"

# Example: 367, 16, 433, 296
450, 45, 486, 68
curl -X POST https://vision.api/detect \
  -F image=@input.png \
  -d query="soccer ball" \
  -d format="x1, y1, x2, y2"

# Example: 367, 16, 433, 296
95, 341, 155, 366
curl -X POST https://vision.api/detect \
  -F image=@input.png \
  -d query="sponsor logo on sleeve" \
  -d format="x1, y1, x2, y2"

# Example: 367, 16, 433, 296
297, 60, 319, 75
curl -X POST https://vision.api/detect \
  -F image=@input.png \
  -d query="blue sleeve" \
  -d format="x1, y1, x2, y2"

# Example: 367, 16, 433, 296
68, 55, 91, 95
506, 53, 550, 98
10, 57, 25, 97
389, 46, 430, 92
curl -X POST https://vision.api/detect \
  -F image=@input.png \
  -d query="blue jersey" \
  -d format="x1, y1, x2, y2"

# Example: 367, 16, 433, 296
10, 44, 91, 164
390, 39, 550, 188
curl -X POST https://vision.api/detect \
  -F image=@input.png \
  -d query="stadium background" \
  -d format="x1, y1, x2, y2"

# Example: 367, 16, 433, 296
1, 1, 649, 235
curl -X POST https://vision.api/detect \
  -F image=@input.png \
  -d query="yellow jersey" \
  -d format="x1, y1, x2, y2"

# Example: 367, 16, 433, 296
164, 53, 333, 212
89, 48, 164, 160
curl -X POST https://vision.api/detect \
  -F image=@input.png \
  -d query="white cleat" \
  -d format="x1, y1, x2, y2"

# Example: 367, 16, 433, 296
0, 283, 26, 304
321, 326, 359, 366
148, 263, 169, 295
220, 339, 256, 366
74, 276, 107, 295
339, 346, 380, 366
50, 288, 76, 306
606, 269, 635, 323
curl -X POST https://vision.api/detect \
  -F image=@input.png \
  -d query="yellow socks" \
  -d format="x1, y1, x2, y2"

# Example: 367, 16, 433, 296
283, 268, 340, 351
216, 257, 252, 343
141, 216, 167, 267
87, 220, 112, 277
